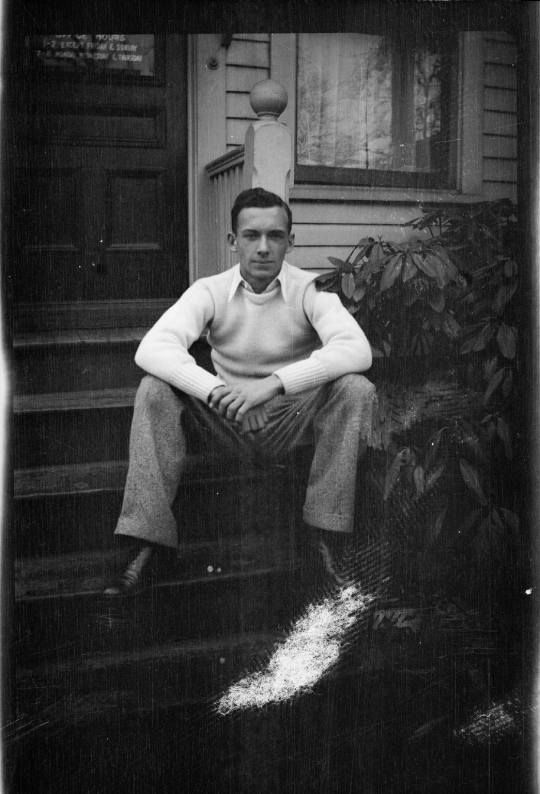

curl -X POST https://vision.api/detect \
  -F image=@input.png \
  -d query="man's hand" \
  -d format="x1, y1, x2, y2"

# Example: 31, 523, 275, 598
208, 375, 283, 425
240, 405, 269, 434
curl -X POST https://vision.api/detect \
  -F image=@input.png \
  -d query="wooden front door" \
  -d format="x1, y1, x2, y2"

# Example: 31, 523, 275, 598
7, 34, 187, 311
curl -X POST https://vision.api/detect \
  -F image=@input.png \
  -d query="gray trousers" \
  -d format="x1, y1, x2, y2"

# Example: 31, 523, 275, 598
114, 374, 377, 548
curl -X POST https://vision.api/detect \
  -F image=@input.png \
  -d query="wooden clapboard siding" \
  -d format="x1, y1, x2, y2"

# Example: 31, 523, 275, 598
287, 247, 354, 272
482, 33, 517, 202
226, 35, 270, 149
293, 222, 429, 248
291, 203, 426, 227
287, 201, 430, 270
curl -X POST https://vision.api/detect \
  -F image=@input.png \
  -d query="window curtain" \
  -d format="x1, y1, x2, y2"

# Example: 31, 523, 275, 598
297, 33, 393, 171
297, 33, 442, 174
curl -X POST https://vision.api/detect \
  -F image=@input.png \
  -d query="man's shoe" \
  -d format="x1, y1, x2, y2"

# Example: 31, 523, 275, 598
104, 545, 153, 597
317, 531, 350, 589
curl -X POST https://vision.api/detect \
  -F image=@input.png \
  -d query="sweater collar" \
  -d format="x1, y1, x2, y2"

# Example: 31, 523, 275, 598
227, 261, 290, 303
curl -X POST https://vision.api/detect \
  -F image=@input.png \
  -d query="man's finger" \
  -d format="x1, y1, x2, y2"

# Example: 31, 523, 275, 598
226, 396, 247, 422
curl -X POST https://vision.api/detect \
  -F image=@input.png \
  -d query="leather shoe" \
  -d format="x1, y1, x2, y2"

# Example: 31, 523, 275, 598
103, 545, 154, 596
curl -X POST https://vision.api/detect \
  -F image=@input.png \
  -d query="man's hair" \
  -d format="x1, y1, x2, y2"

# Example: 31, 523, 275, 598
231, 187, 293, 234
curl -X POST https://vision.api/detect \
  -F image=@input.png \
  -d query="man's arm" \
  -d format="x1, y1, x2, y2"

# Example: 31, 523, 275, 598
134, 282, 225, 403
272, 285, 372, 395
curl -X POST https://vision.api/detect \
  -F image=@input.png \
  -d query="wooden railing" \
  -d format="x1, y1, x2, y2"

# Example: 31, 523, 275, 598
205, 147, 245, 272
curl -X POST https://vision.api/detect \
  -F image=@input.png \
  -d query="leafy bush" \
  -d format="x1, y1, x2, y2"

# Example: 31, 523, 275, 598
319, 199, 522, 603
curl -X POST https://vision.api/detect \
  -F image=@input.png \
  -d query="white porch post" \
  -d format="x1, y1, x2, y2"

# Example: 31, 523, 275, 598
242, 79, 292, 201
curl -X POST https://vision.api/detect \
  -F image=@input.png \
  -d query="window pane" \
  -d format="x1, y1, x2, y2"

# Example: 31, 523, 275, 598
297, 33, 445, 177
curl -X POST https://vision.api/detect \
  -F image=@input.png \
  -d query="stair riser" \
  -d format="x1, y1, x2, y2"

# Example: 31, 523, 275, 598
15, 571, 297, 663
14, 468, 303, 557
15, 635, 283, 726
14, 407, 134, 468
14, 343, 142, 394
14, 491, 125, 557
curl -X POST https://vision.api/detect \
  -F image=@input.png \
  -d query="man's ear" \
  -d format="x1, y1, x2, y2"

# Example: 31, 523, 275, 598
227, 232, 237, 251
287, 232, 295, 252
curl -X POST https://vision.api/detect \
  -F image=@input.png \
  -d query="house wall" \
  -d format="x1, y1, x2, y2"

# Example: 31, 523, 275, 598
482, 32, 518, 202
225, 34, 271, 150
192, 31, 518, 279
285, 32, 518, 273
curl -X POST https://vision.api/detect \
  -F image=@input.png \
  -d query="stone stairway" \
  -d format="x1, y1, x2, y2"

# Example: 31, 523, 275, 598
10, 315, 307, 759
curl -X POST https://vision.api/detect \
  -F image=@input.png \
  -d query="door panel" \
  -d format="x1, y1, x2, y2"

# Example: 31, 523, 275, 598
8, 34, 187, 309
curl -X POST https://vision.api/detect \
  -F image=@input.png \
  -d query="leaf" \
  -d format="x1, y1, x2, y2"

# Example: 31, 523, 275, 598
502, 370, 513, 398
504, 259, 518, 277
428, 290, 445, 313
316, 272, 339, 291
414, 252, 446, 288
458, 423, 488, 463
473, 323, 495, 352
493, 282, 518, 313
424, 427, 445, 471
496, 417, 513, 459
441, 313, 461, 340
431, 245, 459, 280
427, 506, 448, 546
425, 463, 445, 492
459, 459, 488, 505
379, 253, 403, 292
497, 324, 517, 359
327, 257, 347, 270
382, 340, 392, 356
369, 241, 387, 268
483, 368, 505, 405
402, 255, 418, 282
341, 272, 356, 298
483, 356, 499, 381
460, 336, 479, 355
384, 448, 411, 501
413, 465, 425, 497
353, 285, 366, 302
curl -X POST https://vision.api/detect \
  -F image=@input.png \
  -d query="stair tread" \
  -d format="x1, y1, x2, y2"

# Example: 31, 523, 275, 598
15, 539, 295, 601
14, 327, 148, 349
14, 460, 129, 498
16, 629, 284, 677
14, 386, 138, 414
14, 454, 292, 498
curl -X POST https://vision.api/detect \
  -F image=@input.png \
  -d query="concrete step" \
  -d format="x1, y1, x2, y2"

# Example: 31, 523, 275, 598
12, 629, 285, 737
13, 328, 145, 394
14, 547, 300, 668
13, 448, 308, 557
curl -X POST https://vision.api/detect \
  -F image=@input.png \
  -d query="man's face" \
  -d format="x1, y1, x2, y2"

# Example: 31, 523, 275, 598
228, 206, 294, 293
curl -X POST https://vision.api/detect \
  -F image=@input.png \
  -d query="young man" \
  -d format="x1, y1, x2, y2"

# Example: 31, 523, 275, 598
104, 187, 376, 595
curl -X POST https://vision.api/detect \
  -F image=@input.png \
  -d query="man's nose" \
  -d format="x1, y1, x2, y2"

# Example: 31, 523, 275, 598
257, 235, 269, 255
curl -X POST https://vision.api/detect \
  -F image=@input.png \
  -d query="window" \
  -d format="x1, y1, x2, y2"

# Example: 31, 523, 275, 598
296, 32, 456, 189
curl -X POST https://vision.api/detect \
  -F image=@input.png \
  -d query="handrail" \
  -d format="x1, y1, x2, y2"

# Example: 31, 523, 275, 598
205, 146, 244, 179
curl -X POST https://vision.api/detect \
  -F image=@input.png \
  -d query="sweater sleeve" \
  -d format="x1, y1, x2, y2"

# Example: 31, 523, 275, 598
134, 282, 226, 402
273, 284, 372, 394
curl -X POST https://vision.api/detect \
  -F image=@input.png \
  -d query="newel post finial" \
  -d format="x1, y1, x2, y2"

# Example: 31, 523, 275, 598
243, 79, 292, 201
249, 79, 288, 120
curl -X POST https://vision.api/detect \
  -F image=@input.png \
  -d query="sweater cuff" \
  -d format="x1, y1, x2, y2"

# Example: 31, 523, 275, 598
168, 364, 226, 403
273, 358, 329, 395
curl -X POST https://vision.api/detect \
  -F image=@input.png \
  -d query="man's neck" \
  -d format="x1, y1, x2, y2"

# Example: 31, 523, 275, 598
240, 266, 283, 294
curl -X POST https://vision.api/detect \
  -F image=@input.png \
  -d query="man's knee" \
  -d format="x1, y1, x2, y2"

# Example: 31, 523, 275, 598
135, 375, 181, 412
330, 373, 376, 402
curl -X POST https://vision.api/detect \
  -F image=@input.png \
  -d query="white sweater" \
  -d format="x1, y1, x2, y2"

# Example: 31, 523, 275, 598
135, 261, 372, 402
